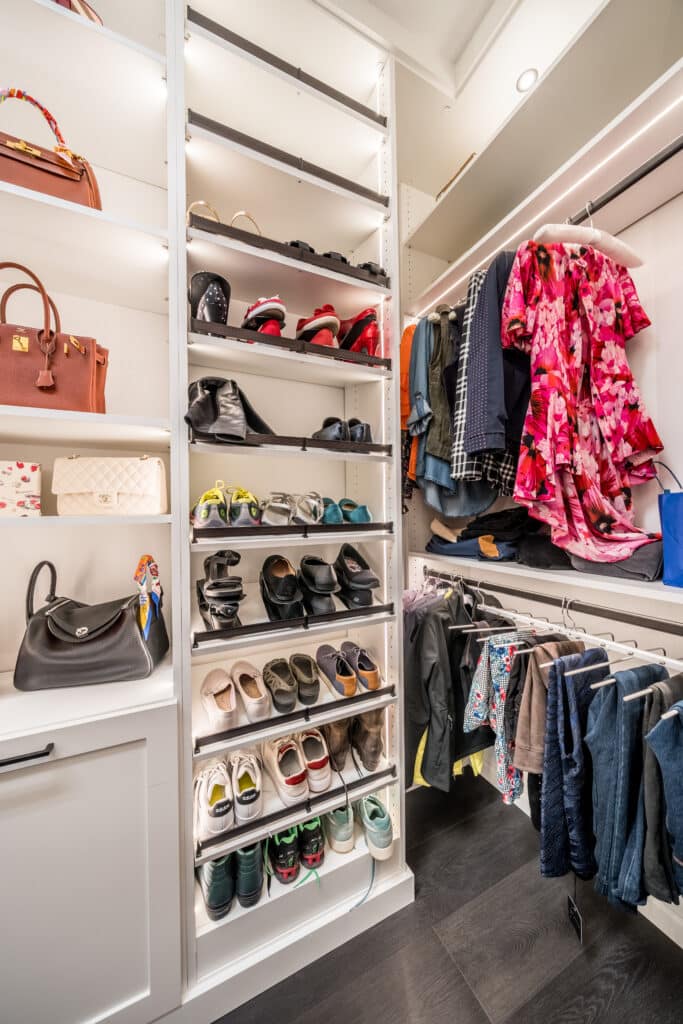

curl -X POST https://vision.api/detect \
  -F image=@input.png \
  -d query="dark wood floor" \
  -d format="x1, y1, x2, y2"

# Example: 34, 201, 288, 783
217, 774, 683, 1024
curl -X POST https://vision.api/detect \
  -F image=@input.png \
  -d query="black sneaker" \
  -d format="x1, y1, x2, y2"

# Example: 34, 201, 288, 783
298, 817, 325, 868
268, 827, 300, 884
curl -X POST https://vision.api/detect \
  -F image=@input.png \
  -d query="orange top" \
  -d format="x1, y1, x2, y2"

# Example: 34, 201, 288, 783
400, 322, 416, 429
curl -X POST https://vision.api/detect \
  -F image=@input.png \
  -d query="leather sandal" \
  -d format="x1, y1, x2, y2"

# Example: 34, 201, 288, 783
288, 653, 320, 705
196, 581, 242, 631
260, 493, 296, 527
293, 493, 324, 525
260, 555, 304, 621
262, 657, 298, 713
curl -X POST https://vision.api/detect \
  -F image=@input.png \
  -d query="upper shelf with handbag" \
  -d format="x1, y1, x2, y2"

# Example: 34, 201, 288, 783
0, 261, 108, 413
0, 88, 101, 209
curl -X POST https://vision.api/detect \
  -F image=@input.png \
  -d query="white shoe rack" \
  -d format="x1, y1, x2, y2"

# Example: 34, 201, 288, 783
0, 1, 413, 1019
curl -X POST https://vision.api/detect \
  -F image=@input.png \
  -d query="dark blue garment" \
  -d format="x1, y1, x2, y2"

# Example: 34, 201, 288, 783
541, 649, 608, 878
646, 702, 683, 895
586, 664, 669, 910
425, 535, 518, 561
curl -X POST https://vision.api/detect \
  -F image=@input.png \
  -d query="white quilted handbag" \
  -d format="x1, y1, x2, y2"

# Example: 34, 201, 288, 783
52, 456, 167, 515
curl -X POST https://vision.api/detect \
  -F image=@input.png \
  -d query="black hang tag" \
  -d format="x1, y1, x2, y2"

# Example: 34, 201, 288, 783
568, 894, 584, 944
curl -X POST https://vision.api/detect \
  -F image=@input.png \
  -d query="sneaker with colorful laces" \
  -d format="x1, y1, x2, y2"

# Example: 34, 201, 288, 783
298, 817, 325, 868
192, 481, 228, 529
267, 827, 300, 884
226, 485, 261, 527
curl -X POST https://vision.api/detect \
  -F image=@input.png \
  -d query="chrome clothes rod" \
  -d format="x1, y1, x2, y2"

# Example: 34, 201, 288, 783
473, 603, 683, 677
421, 566, 683, 636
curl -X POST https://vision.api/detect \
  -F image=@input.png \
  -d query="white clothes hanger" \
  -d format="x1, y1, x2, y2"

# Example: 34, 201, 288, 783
534, 201, 643, 267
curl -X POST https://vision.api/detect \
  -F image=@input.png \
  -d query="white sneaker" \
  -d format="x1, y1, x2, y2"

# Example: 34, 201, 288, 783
193, 760, 233, 842
230, 749, 263, 824
230, 660, 271, 722
261, 736, 309, 807
295, 728, 332, 793
200, 668, 238, 731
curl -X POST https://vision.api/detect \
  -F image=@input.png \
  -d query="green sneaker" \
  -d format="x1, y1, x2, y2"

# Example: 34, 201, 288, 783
298, 817, 325, 868
196, 854, 234, 920
235, 842, 264, 908
267, 827, 300, 884
323, 806, 355, 854
353, 795, 393, 861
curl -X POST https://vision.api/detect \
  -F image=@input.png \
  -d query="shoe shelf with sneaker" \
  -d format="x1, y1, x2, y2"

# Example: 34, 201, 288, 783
177, 0, 411, 1005
192, 641, 398, 758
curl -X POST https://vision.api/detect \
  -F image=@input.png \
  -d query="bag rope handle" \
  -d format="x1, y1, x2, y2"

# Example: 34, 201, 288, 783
0, 88, 69, 147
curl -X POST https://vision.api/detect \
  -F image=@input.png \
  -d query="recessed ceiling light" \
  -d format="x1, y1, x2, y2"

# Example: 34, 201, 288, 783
516, 67, 538, 93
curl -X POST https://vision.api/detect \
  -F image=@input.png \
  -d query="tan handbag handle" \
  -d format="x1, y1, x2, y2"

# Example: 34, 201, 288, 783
230, 210, 262, 235
186, 200, 220, 226
0, 283, 61, 334
0, 262, 52, 340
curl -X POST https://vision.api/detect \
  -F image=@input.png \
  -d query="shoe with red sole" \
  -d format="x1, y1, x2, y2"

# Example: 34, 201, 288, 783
296, 304, 340, 348
338, 308, 380, 356
242, 296, 286, 335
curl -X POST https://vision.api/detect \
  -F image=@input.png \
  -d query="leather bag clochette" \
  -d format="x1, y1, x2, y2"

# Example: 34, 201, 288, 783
13, 558, 169, 691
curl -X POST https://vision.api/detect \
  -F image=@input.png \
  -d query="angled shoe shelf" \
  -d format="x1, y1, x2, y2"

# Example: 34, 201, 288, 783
191, 522, 394, 550
193, 683, 397, 759
187, 110, 389, 212
194, 758, 397, 864
189, 437, 393, 463
191, 602, 396, 654
186, 7, 387, 134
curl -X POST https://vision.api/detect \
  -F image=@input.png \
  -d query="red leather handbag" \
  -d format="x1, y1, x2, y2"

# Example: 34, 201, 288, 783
0, 262, 107, 413
0, 89, 102, 210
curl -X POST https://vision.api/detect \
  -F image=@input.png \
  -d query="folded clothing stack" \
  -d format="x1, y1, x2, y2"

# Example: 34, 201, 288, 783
426, 506, 571, 568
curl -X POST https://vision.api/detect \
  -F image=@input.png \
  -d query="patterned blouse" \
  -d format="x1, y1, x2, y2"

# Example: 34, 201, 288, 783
464, 631, 531, 804
501, 242, 662, 562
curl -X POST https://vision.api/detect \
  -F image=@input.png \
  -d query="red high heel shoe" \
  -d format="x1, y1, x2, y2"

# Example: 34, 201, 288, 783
338, 308, 380, 356
296, 305, 340, 348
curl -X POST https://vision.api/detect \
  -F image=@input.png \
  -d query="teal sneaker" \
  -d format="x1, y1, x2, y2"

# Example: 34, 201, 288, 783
323, 805, 355, 854
196, 854, 234, 920
235, 842, 263, 907
353, 795, 393, 861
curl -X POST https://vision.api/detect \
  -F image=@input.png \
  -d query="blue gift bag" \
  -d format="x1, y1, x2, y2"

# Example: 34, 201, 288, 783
656, 463, 683, 588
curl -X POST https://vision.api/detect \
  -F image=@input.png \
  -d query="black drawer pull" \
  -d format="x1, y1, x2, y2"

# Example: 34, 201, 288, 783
0, 742, 54, 769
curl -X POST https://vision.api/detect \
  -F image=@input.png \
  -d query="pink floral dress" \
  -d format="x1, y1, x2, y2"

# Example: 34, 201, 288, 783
502, 242, 662, 562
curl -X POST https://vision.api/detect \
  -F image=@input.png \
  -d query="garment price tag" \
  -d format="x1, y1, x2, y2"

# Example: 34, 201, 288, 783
567, 894, 583, 944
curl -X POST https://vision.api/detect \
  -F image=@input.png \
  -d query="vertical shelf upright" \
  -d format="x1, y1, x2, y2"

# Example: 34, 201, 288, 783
172, 1, 413, 1012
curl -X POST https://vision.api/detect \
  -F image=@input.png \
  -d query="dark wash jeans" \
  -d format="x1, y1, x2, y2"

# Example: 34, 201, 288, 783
586, 664, 669, 909
541, 648, 608, 879
646, 702, 683, 896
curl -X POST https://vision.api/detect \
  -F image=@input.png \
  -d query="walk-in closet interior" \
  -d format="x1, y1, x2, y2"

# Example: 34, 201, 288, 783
0, 2, 681, 1023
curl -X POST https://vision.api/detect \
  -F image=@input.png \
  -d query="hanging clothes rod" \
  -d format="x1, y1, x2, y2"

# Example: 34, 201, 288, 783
568, 134, 683, 225
421, 565, 683, 636
473, 602, 683, 677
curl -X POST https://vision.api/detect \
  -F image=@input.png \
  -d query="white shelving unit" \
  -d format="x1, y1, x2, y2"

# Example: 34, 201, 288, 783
0, 3, 413, 1020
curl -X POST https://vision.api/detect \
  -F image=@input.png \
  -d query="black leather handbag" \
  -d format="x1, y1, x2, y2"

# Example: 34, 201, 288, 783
13, 559, 169, 691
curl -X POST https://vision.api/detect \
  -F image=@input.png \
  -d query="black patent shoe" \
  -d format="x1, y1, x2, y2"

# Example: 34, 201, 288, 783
189, 272, 231, 326
334, 544, 380, 591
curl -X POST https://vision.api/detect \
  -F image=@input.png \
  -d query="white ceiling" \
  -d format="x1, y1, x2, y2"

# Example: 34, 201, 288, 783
368, 0, 496, 70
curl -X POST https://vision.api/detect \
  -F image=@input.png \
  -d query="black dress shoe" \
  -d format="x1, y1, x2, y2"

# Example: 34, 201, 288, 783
299, 556, 340, 615
189, 272, 230, 326
312, 417, 351, 443
260, 555, 305, 621
348, 418, 373, 443
334, 544, 380, 591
